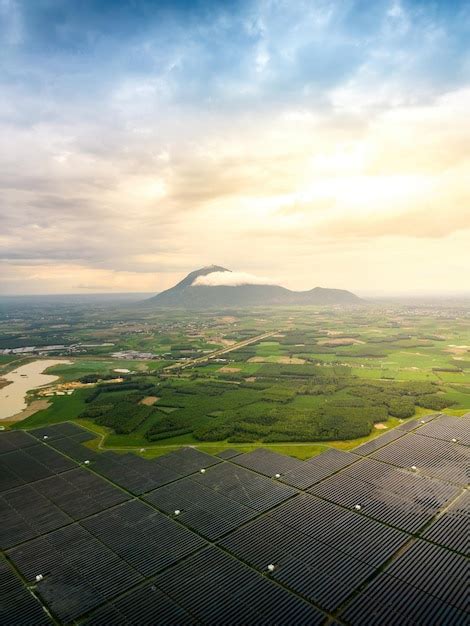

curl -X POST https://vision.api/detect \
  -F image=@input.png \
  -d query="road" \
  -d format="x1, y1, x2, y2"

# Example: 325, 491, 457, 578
162, 329, 280, 372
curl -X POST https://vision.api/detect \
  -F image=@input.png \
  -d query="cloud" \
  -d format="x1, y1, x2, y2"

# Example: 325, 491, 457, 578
318, 205, 470, 239
192, 271, 277, 287
1, 1, 470, 294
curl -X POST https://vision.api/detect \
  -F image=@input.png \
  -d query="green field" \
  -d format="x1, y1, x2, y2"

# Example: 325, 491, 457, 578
3, 303, 469, 456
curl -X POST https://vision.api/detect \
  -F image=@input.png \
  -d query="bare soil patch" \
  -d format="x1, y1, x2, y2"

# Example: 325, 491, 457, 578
446, 345, 470, 355
319, 338, 364, 346
276, 356, 306, 364
218, 366, 241, 373
140, 396, 160, 406
7, 399, 51, 422
217, 338, 237, 347
374, 423, 388, 430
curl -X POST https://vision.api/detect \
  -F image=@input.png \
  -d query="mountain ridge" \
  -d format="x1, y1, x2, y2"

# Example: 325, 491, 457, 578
143, 266, 362, 308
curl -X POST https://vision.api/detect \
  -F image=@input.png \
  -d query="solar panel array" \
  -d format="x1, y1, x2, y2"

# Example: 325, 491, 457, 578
0, 415, 468, 625
308, 457, 459, 532
370, 430, 470, 484
414, 413, 470, 446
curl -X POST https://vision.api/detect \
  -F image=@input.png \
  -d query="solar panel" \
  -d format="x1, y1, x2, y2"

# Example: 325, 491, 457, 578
384, 540, 468, 612
370, 433, 470, 485
421, 491, 469, 554
191, 462, 297, 512
220, 515, 374, 611
145, 477, 258, 539
0, 464, 25, 493
155, 447, 222, 475
25, 443, 77, 473
32, 468, 130, 519
414, 415, 470, 446
81, 500, 207, 576
339, 572, 469, 626
7, 523, 143, 622
92, 452, 182, 495
0, 449, 54, 484
0, 430, 37, 454
153, 546, 326, 625
83, 583, 197, 625
2, 419, 469, 625
232, 448, 303, 476
0, 558, 51, 625
353, 428, 405, 455
1, 485, 72, 549
48, 436, 100, 463
396, 413, 441, 432
308, 457, 459, 533
280, 448, 360, 489
216, 448, 242, 459
269, 493, 408, 568
30, 422, 95, 441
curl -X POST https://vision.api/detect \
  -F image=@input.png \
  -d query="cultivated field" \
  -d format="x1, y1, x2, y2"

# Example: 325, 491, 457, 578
1, 301, 469, 457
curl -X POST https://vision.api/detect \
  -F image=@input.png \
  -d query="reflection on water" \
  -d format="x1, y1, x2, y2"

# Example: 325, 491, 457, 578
0, 360, 72, 420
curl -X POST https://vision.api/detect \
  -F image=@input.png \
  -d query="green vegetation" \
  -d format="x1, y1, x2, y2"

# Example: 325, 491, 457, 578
2, 300, 469, 456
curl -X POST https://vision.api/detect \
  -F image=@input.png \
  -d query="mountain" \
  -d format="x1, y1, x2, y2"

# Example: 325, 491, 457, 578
143, 266, 362, 308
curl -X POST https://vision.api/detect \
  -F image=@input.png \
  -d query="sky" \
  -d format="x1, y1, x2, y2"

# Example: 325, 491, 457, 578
0, 0, 469, 296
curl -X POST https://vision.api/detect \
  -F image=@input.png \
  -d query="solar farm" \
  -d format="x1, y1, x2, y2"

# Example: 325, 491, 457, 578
1, 414, 469, 625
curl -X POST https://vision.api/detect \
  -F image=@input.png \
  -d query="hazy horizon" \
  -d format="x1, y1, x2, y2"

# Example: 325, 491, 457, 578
1, 0, 469, 296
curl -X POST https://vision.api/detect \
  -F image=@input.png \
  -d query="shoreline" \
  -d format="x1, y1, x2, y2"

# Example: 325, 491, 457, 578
0, 359, 72, 421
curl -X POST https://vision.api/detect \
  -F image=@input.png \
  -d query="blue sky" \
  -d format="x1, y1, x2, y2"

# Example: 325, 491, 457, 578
1, 0, 469, 294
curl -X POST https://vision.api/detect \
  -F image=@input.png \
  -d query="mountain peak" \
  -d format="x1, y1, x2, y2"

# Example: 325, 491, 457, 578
143, 265, 362, 308
173, 265, 230, 289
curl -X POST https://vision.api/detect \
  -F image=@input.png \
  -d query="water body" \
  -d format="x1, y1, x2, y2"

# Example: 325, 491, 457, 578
0, 360, 72, 420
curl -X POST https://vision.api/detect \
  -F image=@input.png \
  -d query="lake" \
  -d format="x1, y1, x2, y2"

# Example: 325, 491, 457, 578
0, 360, 72, 420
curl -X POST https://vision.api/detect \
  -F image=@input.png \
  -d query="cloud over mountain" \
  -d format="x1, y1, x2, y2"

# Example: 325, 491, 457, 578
192, 272, 276, 287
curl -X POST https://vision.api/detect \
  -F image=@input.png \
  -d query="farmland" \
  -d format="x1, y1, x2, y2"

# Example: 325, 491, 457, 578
1, 298, 469, 456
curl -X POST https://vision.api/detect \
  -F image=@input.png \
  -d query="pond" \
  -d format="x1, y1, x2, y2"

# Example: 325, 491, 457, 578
0, 360, 72, 420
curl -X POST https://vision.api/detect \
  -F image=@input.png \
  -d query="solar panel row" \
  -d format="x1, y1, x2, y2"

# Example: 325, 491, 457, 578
220, 514, 375, 611
7, 524, 143, 621
31, 468, 130, 519
421, 490, 469, 555
268, 494, 409, 568
0, 430, 37, 454
0, 444, 76, 492
370, 433, 470, 484
0, 415, 468, 626
81, 500, 207, 577
385, 540, 468, 612
396, 413, 441, 431
191, 461, 297, 511
415, 414, 470, 446
308, 458, 459, 533
340, 573, 469, 626
91, 452, 183, 495
282, 448, 360, 489
30, 422, 96, 442
232, 447, 303, 476
0, 558, 51, 625
1, 484, 72, 549
83, 583, 197, 625
144, 477, 259, 540
153, 546, 327, 625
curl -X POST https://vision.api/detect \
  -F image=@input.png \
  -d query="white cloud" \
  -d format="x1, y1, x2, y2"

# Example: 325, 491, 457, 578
192, 271, 277, 287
